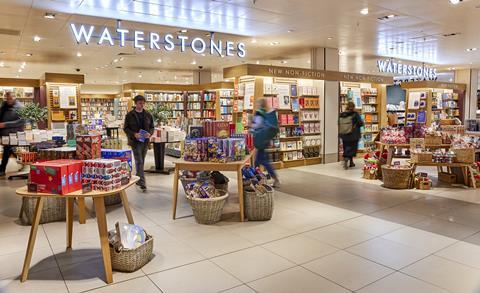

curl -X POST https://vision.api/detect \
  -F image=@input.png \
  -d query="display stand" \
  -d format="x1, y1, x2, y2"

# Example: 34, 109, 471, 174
16, 176, 139, 284
376, 141, 451, 165
410, 162, 477, 189
146, 141, 179, 174
171, 153, 253, 222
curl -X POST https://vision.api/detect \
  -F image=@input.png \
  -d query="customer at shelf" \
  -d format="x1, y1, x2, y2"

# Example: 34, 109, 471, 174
251, 97, 281, 187
123, 95, 154, 191
339, 101, 364, 170
0, 91, 25, 177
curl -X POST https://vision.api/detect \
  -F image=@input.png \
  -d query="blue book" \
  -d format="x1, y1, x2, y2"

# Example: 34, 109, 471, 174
138, 129, 149, 142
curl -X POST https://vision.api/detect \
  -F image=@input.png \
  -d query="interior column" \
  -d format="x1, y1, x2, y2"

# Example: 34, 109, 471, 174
455, 69, 478, 119
193, 70, 212, 84
311, 48, 340, 163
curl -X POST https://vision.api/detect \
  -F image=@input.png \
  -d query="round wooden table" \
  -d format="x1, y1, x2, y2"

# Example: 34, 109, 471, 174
16, 176, 139, 284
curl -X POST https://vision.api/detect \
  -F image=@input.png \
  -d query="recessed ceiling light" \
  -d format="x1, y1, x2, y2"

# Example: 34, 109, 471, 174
15, 75, 19, 78
18, 69, 22, 73
280, 60, 287, 64
44, 12, 56, 19
287, 29, 294, 33
95, 67, 99, 70
466, 48, 477, 51
327, 37, 333, 40
387, 14, 396, 18
270, 41, 279, 46
138, 74, 142, 78
25, 53, 32, 57
191, 60, 197, 65
307, 60, 311, 64
157, 58, 162, 63
201, 53, 206, 57
113, 58, 119, 63
256, 60, 260, 64
33, 35, 41, 42
360, 8, 369, 15
251, 38, 257, 43
449, 0, 461, 4
119, 57, 124, 61
174, 75, 177, 80
76, 52, 82, 57
21, 62, 26, 68
180, 29, 187, 33
338, 50, 345, 55
0, 62, 4, 67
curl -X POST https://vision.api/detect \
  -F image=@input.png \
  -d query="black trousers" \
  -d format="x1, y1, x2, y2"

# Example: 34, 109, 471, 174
342, 140, 359, 160
0, 145, 14, 173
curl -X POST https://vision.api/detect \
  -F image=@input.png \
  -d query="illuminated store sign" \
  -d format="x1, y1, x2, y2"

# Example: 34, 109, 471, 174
70, 23, 246, 58
377, 59, 437, 81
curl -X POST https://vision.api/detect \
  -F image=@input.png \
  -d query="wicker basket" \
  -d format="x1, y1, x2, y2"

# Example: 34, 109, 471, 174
214, 182, 229, 192
381, 165, 414, 189
180, 176, 210, 194
110, 234, 154, 272
452, 148, 475, 163
425, 135, 443, 145
410, 152, 433, 163
244, 184, 274, 221
186, 191, 229, 224
104, 194, 122, 206
409, 138, 425, 149
21, 197, 66, 225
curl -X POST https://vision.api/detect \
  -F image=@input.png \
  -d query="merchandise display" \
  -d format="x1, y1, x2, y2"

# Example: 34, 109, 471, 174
76, 134, 102, 160
82, 159, 131, 191
29, 159, 83, 194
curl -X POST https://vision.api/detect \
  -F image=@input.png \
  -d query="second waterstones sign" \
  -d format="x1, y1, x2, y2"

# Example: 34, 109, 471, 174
70, 23, 246, 58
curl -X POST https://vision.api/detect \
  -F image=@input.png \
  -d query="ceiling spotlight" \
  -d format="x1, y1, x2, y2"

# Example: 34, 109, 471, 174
327, 37, 333, 40
0, 62, 4, 67
21, 62, 26, 68
256, 60, 260, 64
113, 58, 119, 63
466, 48, 477, 51
33, 35, 41, 42
179, 29, 188, 33
338, 49, 345, 55
251, 38, 257, 43
25, 53, 32, 57
18, 69, 22, 73
360, 8, 369, 15
270, 41, 279, 46
76, 52, 82, 57
191, 60, 197, 65
95, 67, 99, 70
138, 74, 142, 78
119, 57, 124, 61
387, 14, 396, 18
280, 60, 287, 64
307, 60, 311, 64
44, 12, 56, 19
157, 58, 162, 63
449, 0, 462, 4
287, 29, 294, 33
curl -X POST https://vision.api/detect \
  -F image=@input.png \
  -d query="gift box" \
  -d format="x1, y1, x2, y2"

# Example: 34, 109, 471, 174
76, 134, 102, 160
30, 159, 83, 194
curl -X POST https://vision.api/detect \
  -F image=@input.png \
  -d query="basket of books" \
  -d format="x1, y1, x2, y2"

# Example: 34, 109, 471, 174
381, 165, 414, 189
185, 181, 228, 224
109, 222, 153, 273
244, 184, 274, 221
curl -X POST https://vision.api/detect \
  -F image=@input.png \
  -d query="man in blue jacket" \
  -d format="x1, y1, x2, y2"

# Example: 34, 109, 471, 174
0, 91, 25, 176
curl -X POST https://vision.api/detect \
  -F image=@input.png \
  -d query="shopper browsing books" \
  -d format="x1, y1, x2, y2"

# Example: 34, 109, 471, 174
251, 97, 281, 187
0, 91, 25, 177
123, 95, 154, 191
339, 101, 364, 170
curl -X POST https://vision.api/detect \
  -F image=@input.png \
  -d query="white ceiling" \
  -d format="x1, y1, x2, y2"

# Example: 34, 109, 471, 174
0, 0, 478, 84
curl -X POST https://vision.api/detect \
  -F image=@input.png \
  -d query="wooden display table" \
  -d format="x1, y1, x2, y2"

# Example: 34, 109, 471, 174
376, 141, 451, 165
172, 154, 253, 222
16, 176, 139, 284
409, 162, 477, 189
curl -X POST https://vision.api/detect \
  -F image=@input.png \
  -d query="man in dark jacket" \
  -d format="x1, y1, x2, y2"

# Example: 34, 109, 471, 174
0, 91, 25, 176
339, 101, 364, 170
123, 95, 154, 191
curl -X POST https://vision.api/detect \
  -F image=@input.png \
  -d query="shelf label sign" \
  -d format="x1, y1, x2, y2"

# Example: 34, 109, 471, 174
377, 59, 437, 82
70, 23, 246, 58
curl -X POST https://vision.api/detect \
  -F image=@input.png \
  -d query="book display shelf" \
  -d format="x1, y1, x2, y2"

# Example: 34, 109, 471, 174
80, 94, 117, 124
0, 86, 35, 105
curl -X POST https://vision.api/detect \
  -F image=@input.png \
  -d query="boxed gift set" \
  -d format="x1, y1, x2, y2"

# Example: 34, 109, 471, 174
183, 137, 246, 163
82, 159, 127, 191
29, 159, 83, 194
76, 134, 102, 160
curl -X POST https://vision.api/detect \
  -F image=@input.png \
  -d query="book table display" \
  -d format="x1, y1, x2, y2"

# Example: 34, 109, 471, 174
172, 153, 253, 222
16, 176, 139, 284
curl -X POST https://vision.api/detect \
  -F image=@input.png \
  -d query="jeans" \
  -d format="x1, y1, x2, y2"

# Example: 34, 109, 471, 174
132, 142, 148, 187
255, 149, 277, 179
0, 145, 14, 173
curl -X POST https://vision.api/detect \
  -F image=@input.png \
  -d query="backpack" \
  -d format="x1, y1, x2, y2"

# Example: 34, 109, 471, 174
338, 114, 354, 135
253, 110, 279, 150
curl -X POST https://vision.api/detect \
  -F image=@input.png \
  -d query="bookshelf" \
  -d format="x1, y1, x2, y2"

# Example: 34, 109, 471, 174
80, 94, 116, 124
0, 86, 34, 105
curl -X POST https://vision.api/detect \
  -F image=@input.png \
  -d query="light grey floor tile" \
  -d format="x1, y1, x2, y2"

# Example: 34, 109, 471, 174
85, 276, 161, 293
357, 272, 448, 293
305, 223, 375, 249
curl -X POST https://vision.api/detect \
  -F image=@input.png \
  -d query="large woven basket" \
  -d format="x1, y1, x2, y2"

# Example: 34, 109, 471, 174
180, 176, 210, 194
104, 194, 122, 206
244, 184, 274, 221
214, 182, 229, 192
21, 197, 66, 225
381, 165, 414, 189
110, 234, 153, 272
186, 191, 228, 225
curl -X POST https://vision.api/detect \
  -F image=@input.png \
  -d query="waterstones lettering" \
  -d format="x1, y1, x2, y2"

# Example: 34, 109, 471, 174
377, 59, 437, 81
70, 23, 246, 58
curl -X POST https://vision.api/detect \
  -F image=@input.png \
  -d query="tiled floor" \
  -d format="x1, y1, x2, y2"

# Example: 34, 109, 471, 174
1, 157, 480, 292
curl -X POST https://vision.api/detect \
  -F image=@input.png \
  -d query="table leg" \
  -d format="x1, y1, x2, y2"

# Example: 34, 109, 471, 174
386, 147, 394, 165
93, 197, 113, 284
21, 196, 44, 282
119, 190, 134, 224
18, 197, 24, 219
66, 198, 74, 249
172, 165, 179, 220
469, 166, 477, 189
77, 197, 86, 224
237, 166, 245, 222
462, 167, 469, 186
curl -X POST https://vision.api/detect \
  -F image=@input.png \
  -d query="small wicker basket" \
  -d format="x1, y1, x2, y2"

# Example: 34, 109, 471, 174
425, 135, 443, 145
244, 184, 274, 221
410, 152, 433, 163
180, 176, 210, 194
104, 194, 122, 206
21, 197, 66, 225
186, 191, 229, 225
110, 234, 154, 272
381, 165, 414, 189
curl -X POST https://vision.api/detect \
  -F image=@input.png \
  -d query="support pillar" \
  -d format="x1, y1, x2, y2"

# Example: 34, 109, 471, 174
455, 69, 478, 120
193, 70, 211, 85
311, 48, 339, 163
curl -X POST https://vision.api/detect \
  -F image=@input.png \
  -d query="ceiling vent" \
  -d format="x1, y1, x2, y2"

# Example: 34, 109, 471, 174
0, 29, 20, 36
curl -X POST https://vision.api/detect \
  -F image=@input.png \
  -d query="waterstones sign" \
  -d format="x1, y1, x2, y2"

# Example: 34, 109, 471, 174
377, 59, 437, 82
70, 23, 246, 58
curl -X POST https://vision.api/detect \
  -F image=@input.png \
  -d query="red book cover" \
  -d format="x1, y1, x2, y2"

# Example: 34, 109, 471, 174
280, 114, 288, 125
287, 114, 294, 125
214, 121, 230, 138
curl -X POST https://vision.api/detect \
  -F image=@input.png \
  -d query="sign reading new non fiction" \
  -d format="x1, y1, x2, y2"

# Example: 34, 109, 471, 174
70, 23, 246, 58
377, 59, 437, 82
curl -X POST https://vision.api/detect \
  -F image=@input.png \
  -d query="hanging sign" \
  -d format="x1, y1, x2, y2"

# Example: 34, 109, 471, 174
70, 23, 246, 58
377, 59, 437, 82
